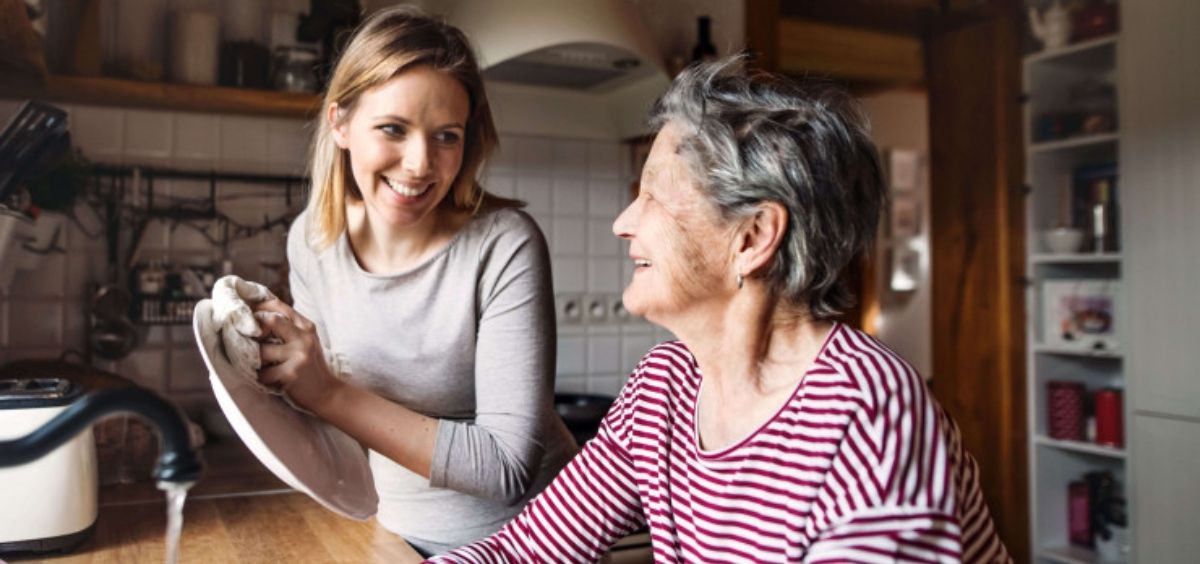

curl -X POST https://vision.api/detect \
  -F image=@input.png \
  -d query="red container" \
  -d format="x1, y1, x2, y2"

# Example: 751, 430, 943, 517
1094, 388, 1124, 447
1048, 381, 1087, 441
1069, 480, 1093, 547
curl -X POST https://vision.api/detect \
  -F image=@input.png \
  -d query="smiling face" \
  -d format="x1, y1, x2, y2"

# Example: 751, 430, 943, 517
612, 122, 735, 326
330, 65, 470, 233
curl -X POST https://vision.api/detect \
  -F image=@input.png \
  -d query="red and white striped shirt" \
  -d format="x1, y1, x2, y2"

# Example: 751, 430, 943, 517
436, 323, 1009, 563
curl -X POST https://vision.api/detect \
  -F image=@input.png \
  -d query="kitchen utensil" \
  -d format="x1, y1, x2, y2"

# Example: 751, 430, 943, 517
554, 393, 614, 445
272, 46, 319, 92
1043, 226, 1084, 254
0, 101, 69, 205
1069, 479, 1092, 546
171, 10, 219, 85
219, 40, 271, 88
1048, 381, 1086, 441
192, 299, 378, 520
1029, 0, 1073, 51
88, 192, 138, 361
1093, 388, 1123, 447
0, 377, 98, 554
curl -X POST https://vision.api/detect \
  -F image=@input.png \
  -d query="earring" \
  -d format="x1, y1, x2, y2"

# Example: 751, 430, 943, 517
736, 273, 744, 290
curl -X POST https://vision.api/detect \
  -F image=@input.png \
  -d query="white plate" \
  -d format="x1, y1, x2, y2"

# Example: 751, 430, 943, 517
192, 299, 377, 520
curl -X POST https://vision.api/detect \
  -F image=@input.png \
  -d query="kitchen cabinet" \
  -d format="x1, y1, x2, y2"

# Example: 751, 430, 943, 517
0, 75, 319, 118
1118, 0, 1200, 560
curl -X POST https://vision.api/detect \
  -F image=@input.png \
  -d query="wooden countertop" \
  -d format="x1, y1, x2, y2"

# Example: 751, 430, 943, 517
18, 491, 422, 563
2, 430, 422, 563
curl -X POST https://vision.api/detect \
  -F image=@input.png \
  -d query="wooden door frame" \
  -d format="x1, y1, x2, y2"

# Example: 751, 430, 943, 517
925, 5, 1029, 561
747, 1, 1030, 559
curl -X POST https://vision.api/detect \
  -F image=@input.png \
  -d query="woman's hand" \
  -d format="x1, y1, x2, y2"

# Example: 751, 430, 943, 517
253, 299, 343, 414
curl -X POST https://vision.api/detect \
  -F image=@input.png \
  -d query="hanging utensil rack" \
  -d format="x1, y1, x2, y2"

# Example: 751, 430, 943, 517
81, 164, 308, 325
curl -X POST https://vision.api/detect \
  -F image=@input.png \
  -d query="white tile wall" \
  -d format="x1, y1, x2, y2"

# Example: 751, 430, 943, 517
0, 100, 666, 402
482, 135, 676, 397
118, 347, 167, 390
0, 102, 301, 404
8, 300, 64, 348
516, 175, 552, 214
123, 110, 174, 164
71, 106, 124, 161
0, 300, 7, 352
219, 116, 271, 170
173, 113, 221, 166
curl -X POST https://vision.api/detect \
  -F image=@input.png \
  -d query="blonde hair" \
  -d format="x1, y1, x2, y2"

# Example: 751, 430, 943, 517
306, 6, 507, 250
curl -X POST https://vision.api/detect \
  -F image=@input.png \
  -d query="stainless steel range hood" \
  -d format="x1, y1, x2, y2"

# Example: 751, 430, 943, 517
448, 0, 663, 92
443, 0, 671, 139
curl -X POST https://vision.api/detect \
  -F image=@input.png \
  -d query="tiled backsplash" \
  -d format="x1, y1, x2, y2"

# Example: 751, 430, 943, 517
0, 100, 670, 407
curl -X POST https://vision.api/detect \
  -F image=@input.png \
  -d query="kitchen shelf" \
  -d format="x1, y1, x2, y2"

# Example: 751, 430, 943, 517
1035, 435, 1127, 459
1031, 253, 1122, 265
1032, 343, 1122, 359
0, 74, 320, 118
1038, 545, 1103, 564
1024, 34, 1119, 67
1029, 132, 1119, 155
1024, 15, 1129, 561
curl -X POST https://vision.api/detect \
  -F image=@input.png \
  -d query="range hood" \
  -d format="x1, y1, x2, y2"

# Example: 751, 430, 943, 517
448, 0, 664, 92
441, 0, 671, 139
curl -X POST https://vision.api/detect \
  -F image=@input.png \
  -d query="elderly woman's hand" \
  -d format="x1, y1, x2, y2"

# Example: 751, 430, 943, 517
252, 299, 342, 413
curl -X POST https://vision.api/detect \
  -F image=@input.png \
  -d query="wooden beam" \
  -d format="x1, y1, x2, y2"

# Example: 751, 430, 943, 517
745, 0, 782, 72
777, 19, 925, 85
0, 75, 320, 118
779, 0, 935, 36
926, 8, 1029, 561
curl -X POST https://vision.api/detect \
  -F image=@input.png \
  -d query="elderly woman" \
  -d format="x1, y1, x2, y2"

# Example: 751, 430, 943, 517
435, 58, 1009, 563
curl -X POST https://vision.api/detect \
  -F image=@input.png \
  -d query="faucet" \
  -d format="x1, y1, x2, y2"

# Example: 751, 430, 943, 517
0, 386, 204, 486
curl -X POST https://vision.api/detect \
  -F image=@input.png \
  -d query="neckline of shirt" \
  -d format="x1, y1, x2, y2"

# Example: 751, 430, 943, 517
336, 208, 496, 279
691, 321, 843, 460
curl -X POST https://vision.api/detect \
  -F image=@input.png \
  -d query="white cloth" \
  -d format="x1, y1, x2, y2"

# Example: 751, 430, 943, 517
208, 275, 351, 410
210, 275, 276, 390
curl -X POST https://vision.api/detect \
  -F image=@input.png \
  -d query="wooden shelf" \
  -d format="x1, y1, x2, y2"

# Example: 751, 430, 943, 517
1031, 253, 1122, 265
0, 74, 320, 118
1035, 435, 1127, 459
1029, 132, 1119, 154
1039, 545, 1104, 564
1024, 34, 1119, 67
1033, 343, 1122, 359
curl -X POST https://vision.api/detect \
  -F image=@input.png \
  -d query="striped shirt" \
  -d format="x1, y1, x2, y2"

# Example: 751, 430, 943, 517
435, 323, 1009, 562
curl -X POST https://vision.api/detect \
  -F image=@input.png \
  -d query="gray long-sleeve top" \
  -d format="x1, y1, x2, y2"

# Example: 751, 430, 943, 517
287, 206, 576, 555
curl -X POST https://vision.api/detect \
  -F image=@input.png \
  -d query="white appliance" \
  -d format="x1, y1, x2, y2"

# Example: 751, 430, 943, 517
0, 378, 98, 554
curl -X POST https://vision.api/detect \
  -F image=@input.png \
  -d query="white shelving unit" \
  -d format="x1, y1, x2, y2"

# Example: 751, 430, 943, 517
1023, 21, 1128, 564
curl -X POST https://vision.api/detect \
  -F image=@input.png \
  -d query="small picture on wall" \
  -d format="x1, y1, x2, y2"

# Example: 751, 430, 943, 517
1042, 280, 1120, 352
888, 243, 920, 292
887, 148, 921, 192
890, 195, 922, 239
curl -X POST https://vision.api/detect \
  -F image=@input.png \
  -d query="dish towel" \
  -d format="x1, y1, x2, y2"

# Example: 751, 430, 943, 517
208, 275, 350, 411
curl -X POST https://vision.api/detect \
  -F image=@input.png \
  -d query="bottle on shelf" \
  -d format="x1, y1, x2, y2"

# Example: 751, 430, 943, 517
1091, 179, 1113, 253
691, 16, 718, 64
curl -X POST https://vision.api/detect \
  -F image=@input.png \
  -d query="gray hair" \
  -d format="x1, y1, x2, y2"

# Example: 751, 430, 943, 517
651, 57, 886, 320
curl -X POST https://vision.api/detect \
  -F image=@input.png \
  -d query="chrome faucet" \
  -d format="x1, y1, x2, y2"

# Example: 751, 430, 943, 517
0, 386, 203, 485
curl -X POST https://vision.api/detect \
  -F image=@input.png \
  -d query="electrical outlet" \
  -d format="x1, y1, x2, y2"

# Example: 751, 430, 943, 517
584, 295, 608, 323
610, 296, 630, 321
556, 294, 583, 325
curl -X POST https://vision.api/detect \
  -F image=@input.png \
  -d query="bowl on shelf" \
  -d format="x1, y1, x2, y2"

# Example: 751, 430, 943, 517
1043, 226, 1084, 254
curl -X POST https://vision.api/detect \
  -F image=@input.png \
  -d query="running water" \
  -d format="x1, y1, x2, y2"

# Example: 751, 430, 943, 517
159, 481, 193, 564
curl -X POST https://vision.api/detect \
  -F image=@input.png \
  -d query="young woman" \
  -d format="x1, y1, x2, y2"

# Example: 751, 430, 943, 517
250, 7, 576, 556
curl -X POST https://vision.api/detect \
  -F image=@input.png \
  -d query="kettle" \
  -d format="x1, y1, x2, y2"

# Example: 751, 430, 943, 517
1029, 0, 1073, 51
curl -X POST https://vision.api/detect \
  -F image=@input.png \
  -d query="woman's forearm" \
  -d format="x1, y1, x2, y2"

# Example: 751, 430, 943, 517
314, 379, 439, 478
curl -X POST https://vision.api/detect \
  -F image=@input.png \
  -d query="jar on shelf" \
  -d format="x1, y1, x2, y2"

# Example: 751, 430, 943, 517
272, 46, 319, 93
